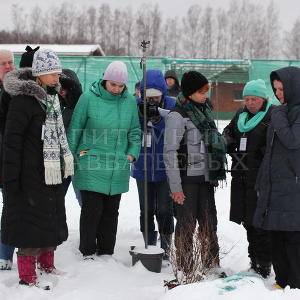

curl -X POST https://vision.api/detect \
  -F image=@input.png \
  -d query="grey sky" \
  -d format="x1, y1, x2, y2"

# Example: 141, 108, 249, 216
0, 0, 299, 31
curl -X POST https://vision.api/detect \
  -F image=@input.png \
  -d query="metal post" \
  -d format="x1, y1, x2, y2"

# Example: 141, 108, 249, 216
140, 40, 150, 249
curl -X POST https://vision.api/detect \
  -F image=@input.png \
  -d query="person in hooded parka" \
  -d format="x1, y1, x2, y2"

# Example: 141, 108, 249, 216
254, 66, 300, 289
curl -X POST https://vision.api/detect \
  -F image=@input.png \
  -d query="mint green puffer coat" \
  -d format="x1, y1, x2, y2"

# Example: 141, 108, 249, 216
67, 81, 141, 195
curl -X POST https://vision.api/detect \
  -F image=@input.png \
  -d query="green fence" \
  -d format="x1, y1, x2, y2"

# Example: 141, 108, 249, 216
14, 55, 300, 118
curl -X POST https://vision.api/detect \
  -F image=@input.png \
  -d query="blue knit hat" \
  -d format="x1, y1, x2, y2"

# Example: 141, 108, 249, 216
243, 79, 268, 99
32, 49, 62, 76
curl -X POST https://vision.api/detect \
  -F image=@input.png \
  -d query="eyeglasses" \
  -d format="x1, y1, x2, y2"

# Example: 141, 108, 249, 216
0, 61, 14, 67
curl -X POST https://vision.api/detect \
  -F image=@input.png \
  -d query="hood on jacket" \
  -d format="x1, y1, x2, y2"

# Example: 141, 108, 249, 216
270, 66, 300, 108
89, 80, 128, 100
165, 69, 180, 87
59, 69, 82, 109
3, 68, 47, 101
140, 70, 167, 97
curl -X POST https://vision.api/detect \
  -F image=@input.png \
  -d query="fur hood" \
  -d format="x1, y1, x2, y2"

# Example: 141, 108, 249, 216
3, 68, 47, 101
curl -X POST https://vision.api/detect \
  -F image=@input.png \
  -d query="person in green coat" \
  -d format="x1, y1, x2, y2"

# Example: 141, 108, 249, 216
68, 61, 141, 258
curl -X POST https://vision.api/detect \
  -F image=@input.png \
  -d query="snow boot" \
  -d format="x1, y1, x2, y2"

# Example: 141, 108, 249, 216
142, 231, 158, 246
160, 234, 172, 260
37, 250, 56, 274
17, 256, 37, 285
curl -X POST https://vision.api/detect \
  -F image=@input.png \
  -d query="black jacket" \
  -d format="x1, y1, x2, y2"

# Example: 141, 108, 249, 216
223, 102, 273, 224
0, 84, 12, 188
59, 69, 82, 129
254, 67, 300, 231
165, 70, 181, 98
0, 68, 68, 248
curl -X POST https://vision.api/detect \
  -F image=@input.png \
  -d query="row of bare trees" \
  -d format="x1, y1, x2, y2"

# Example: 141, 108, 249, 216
0, 0, 299, 59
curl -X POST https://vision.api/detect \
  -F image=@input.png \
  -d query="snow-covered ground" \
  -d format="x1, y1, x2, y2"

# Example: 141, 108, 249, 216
1, 120, 299, 299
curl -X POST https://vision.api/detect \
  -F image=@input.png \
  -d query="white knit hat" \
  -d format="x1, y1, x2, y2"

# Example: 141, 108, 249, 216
103, 61, 128, 84
32, 49, 62, 76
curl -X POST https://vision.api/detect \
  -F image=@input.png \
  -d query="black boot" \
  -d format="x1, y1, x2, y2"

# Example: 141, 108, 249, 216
160, 234, 172, 260
142, 231, 158, 246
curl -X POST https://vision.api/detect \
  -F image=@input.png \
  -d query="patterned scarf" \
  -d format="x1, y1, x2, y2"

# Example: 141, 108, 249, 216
39, 94, 74, 185
176, 94, 227, 183
237, 101, 271, 133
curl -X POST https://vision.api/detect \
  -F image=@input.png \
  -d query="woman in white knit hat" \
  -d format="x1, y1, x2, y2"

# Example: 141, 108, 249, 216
1, 49, 73, 289
68, 61, 140, 259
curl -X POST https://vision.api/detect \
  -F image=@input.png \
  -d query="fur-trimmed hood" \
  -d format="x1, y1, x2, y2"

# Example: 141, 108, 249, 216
3, 68, 58, 101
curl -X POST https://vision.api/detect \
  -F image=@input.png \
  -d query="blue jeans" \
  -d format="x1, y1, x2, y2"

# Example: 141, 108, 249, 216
1, 189, 15, 262
136, 180, 174, 235
0, 231, 14, 261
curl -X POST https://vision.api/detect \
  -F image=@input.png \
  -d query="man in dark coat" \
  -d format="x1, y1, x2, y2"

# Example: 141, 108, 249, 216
253, 67, 300, 289
223, 79, 273, 278
165, 70, 181, 98
0, 49, 15, 271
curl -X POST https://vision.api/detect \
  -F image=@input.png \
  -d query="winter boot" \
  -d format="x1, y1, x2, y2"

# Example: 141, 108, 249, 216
17, 256, 37, 285
256, 261, 271, 278
142, 231, 158, 246
37, 250, 56, 274
160, 234, 172, 260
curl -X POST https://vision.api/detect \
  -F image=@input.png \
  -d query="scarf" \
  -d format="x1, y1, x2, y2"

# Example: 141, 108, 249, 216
237, 101, 271, 133
176, 94, 227, 183
39, 94, 74, 185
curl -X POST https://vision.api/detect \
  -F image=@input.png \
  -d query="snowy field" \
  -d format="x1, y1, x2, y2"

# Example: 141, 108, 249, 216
1, 120, 300, 299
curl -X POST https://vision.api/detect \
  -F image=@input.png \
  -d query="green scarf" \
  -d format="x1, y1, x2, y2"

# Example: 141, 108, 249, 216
237, 101, 271, 133
176, 94, 227, 183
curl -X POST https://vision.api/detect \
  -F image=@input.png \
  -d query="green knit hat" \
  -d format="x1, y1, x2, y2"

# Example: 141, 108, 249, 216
243, 79, 268, 99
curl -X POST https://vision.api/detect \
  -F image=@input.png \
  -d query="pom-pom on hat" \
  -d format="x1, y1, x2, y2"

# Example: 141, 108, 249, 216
32, 49, 62, 76
19, 45, 40, 68
243, 79, 268, 99
181, 71, 209, 99
103, 61, 128, 84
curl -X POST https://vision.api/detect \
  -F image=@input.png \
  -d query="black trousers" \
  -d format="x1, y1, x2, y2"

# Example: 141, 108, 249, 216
272, 231, 300, 289
175, 182, 219, 268
136, 180, 174, 235
79, 191, 121, 256
243, 223, 272, 264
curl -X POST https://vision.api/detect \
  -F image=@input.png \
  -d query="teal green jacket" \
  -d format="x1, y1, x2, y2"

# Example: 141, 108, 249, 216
67, 81, 141, 195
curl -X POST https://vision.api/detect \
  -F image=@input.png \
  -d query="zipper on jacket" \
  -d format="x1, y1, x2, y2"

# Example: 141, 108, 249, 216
151, 126, 155, 181
109, 99, 121, 194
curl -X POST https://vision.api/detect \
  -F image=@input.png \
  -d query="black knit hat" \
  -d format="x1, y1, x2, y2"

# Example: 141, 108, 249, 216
181, 71, 208, 98
19, 45, 40, 68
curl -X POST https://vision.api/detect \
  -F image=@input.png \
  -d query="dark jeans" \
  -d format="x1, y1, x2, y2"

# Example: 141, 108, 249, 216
136, 180, 174, 235
175, 181, 219, 268
62, 176, 82, 206
243, 223, 272, 264
79, 191, 121, 256
272, 231, 300, 289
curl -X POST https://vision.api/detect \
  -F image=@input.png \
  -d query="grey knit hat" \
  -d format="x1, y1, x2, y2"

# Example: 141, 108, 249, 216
32, 49, 62, 76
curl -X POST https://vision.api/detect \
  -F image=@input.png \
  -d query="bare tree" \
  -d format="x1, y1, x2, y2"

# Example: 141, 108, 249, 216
216, 8, 229, 58
87, 6, 97, 43
73, 8, 88, 44
284, 17, 300, 59
182, 5, 202, 58
98, 4, 112, 54
122, 7, 134, 56
200, 6, 213, 58
11, 4, 27, 43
